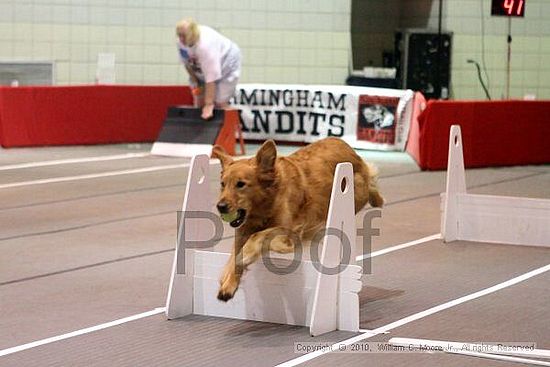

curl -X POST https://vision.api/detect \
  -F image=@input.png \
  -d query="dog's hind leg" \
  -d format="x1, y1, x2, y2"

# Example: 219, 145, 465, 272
368, 185, 384, 207
354, 163, 384, 210
217, 227, 299, 301
366, 162, 384, 207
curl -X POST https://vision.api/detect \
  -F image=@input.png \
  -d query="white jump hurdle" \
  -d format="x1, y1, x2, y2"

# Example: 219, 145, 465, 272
166, 155, 363, 336
442, 125, 550, 247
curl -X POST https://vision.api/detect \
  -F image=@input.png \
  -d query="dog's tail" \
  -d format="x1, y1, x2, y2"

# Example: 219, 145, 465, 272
366, 162, 384, 207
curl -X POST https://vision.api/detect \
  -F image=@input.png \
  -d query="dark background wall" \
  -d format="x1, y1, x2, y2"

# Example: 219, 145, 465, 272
351, 0, 440, 69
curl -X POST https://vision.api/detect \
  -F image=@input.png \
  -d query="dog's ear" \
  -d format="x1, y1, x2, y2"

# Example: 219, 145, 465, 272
255, 139, 277, 172
212, 145, 233, 168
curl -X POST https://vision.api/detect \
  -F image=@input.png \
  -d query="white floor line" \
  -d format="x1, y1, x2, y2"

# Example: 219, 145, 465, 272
447, 349, 550, 366
0, 233, 438, 358
3, 236, 543, 361
389, 337, 550, 360
0, 155, 256, 190
358, 329, 387, 335
0, 308, 166, 358
356, 233, 441, 261
0, 163, 192, 190
0, 152, 151, 171
275, 263, 550, 367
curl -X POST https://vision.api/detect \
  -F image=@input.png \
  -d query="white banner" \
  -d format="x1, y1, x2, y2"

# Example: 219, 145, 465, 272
230, 84, 415, 151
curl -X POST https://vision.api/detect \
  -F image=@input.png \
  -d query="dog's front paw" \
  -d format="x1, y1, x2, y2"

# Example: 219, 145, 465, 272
217, 285, 238, 302
217, 276, 240, 302
218, 289, 233, 302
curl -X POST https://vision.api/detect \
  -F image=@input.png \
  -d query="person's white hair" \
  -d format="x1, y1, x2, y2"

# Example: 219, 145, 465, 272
176, 18, 200, 46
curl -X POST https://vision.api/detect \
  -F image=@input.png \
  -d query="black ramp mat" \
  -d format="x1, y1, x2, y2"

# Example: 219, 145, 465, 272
156, 107, 225, 144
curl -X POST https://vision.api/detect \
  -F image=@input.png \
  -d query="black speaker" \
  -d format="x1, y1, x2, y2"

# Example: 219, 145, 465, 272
395, 29, 452, 99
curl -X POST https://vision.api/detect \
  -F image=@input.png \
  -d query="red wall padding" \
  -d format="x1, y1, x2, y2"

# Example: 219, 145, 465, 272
0, 85, 193, 147
407, 100, 550, 170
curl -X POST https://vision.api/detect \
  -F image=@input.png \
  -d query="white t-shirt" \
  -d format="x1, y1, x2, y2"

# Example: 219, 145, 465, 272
177, 25, 241, 84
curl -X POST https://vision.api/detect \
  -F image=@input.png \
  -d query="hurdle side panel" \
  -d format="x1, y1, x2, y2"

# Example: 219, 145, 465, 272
310, 162, 358, 336
457, 193, 550, 247
338, 265, 362, 332
165, 253, 195, 319
442, 125, 467, 242
166, 154, 213, 319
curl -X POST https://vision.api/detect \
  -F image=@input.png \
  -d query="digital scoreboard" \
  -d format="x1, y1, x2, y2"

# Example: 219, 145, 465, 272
491, 0, 525, 17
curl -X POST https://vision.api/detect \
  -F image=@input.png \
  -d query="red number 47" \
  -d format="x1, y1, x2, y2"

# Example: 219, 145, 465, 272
503, 0, 524, 15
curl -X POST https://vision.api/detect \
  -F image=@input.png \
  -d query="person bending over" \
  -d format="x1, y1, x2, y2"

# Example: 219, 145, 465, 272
176, 18, 242, 120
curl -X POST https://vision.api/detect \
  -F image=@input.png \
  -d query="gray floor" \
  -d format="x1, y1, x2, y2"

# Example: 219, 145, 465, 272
0, 143, 549, 366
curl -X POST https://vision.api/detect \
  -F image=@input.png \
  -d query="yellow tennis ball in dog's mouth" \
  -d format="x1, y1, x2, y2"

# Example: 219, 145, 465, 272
220, 211, 240, 223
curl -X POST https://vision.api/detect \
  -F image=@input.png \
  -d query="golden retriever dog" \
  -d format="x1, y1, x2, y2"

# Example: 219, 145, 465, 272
212, 137, 383, 301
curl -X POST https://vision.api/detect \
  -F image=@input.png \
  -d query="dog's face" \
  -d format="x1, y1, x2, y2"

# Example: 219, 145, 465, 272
212, 140, 277, 228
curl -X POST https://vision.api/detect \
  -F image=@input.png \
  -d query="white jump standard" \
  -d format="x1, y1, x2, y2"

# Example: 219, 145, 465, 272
442, 125, 550, 247
165, 155, 363, 336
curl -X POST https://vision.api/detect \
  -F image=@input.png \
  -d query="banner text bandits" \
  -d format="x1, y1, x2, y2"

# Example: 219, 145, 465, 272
231, 88, 347, 137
